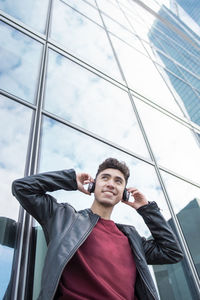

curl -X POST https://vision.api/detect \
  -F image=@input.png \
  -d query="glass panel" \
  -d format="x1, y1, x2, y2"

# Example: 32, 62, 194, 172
102, 14, 146, 54
165, 71, 200, 126
111, 35, 184, 116
148, 28, 200, 78
44, 49, 150, 159
0, 22, 43, 103
0, 0, 49, 34
0, 95, 32, 299
154, 51, 184, 79
150, 6, 200, 58
161, 171, 200, 278
122, 1, 156, 42
97, 0, 128, 22
61, 0, 102, 24
135, 98, 200, 184
152, 261, 198, 300
175, 0, 200, 34
178, 67, 200, 92
32, 115, 196, 299
39, 116, 165, 228
50, 0, 121, 81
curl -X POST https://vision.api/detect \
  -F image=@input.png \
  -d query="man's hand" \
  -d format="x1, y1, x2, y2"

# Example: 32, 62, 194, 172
122, 188, 148, 210
76, 173, 94, 195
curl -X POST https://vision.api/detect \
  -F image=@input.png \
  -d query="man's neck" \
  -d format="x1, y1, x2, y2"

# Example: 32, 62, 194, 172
90, 201, 113, 220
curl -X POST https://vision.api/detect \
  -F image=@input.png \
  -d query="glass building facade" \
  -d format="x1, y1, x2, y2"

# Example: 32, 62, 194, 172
171, 0, 200, 28
148, 3, 200, 132
0, 0, 200, 299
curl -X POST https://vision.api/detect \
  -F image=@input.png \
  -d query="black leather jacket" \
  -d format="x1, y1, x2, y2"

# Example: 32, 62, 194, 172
12, 169, 183, 300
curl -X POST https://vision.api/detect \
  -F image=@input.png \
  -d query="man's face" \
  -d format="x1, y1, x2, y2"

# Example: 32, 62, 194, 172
94, 168, 126, 207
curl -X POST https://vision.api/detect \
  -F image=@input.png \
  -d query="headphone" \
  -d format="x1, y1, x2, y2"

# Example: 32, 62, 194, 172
87, 181, 130, 201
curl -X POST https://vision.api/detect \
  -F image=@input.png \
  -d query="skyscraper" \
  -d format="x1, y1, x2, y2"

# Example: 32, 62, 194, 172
0, 0, 200, 299
148, 3, 200, 131
171, 0, 200, 27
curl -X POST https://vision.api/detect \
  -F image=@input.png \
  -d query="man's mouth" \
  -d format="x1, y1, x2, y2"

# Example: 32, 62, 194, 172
103, 190, 115, 195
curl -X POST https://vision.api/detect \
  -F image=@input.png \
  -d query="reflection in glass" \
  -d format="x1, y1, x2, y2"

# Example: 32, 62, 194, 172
0, 95, 32, 219
0, 95, 32, 299
0, 217, 17, 299
165, 71, 200, 127
152, 260, 197, 300
0, 21, 43, 103
102, 14, 146, 55
0, 0, 49, 34
120, 1, 156, 42
40, 115, 170, 233
135, 99, 200, 184
32, 226, 47, 300
50, 0, 121, 80
111, 35, 184, 116
61, 0, 102, 25
161, 171, 200, 278
97, 0, 131, 27
33, 115, 196, 300
44, 50, 149, 159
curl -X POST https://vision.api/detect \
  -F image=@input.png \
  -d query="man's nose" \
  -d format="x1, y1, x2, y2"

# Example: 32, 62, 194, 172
106, 180, 115, 188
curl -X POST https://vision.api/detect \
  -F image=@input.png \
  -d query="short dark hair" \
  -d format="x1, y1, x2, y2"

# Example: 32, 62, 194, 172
96, 158, 130, 183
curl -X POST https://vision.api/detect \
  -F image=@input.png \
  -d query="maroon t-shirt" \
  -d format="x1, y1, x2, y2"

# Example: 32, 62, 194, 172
57, 218, 137, 299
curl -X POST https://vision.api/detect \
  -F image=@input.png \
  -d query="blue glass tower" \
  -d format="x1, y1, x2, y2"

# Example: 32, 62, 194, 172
148, 4, 200, 129
175, 0, 200, 26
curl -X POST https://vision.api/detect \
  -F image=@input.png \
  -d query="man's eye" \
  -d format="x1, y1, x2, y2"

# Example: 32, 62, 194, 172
116, 180, 122, 184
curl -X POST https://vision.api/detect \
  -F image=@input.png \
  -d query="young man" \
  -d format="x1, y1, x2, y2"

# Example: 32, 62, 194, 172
12, 158, 183, 300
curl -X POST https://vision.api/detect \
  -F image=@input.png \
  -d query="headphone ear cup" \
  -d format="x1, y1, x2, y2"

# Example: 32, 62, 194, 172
123, 189, 130, 201
88, 181, 95, 193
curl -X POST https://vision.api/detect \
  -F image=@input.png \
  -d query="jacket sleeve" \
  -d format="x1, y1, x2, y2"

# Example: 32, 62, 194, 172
12, 169, 78, 225
137, 201, 184, 264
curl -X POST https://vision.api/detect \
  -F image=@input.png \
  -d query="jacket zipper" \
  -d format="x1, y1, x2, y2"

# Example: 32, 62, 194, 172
50, 215, 99, 300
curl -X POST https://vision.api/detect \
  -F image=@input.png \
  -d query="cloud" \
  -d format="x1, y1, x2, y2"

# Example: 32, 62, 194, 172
0, 22, 42, 102
135, 98, 200, 184
39, 116, 174, 236
61, 0, 102, 25
0, 95, 32, 220
50, 0, 121, 81
44, 49, 150, 159
110, 35, 185, 116
0, 0, 49, 33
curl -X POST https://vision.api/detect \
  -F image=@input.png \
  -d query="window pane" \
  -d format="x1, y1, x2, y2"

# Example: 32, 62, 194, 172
111, 35, 185, 116
39, 116, 168, 231
0, 22, 43, 103
161, 171, 200, 278
0, 0, 49, 34
61, 0, 102, 25
102, 14, 146, 55
97, 0, 133, 28
0, 95, 32, 299
50, 0, 121, 80
165, 71, 200, 127
44, 50, 150, 159
119, 1, 156, 42
135, 99, 200, 184
32, 115, 196, 299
